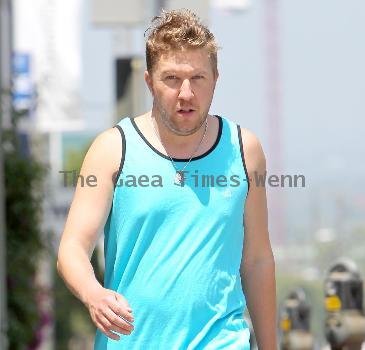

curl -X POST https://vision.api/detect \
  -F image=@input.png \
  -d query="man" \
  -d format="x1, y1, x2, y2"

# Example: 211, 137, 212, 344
57, 9, 277, 349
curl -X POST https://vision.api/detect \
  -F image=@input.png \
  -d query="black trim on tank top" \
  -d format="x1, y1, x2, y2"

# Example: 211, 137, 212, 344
237, 124, 250, 193
130, 115, 223, 162
113, 125, 126, 187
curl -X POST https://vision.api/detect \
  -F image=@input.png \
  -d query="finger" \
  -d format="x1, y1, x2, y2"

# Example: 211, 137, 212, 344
108, 297, 134, 324
98, 313, 132, 336
114, 292, 133, 313
95, 320, 120, 341
103, 307, 134, 333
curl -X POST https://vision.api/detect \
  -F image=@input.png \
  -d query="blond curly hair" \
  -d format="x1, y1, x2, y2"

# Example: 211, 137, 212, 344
145, 9, 219, 74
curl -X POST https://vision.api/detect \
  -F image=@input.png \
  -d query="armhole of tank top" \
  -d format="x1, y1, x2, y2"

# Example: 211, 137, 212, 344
236, 124, 250, 193
113, 124, 126, 189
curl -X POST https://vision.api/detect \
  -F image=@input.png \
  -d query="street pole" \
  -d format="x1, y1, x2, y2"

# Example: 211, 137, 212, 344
0, 0, 12, 348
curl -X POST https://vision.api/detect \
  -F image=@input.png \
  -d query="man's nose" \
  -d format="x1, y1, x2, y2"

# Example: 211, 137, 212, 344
178, 79, 194, 100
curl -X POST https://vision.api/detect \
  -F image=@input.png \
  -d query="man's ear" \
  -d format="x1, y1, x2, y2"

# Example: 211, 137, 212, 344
214, 69, 219, 82
144, 70, 153, 95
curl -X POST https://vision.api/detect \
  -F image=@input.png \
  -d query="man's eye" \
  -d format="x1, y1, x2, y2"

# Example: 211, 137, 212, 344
166, 76, 178, 80
192, 75, 204, 80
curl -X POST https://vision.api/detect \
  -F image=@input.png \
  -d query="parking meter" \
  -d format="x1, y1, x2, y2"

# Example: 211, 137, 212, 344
280, 288, 314, 350
324, 258, 365, 350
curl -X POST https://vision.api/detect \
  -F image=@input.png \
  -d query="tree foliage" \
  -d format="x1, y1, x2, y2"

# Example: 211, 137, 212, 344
3, 108, 47, 349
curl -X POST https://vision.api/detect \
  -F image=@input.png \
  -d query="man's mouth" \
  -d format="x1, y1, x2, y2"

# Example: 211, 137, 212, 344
177, 108, 195, 114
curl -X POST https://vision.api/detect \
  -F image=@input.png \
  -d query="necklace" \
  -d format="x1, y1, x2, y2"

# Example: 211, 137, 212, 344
150, 114, 208, 186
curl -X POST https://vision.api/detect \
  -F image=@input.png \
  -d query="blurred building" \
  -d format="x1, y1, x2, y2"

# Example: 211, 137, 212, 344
7, 0, 365, 348
11, 1, 211, 348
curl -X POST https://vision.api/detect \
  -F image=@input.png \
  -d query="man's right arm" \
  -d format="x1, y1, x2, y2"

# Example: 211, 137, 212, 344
57, 127, 134, 341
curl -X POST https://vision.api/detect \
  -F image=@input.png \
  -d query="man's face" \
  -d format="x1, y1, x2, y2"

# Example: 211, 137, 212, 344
145, 48, 219, 136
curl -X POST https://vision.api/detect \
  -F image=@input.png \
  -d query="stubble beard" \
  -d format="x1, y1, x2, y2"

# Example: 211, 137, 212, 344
155, 103, 208, 137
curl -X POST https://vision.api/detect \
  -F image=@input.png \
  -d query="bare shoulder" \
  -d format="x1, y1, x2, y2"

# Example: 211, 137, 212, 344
238, 127, 266, 175
89, 127, 123, 153
80, 126, 124, 181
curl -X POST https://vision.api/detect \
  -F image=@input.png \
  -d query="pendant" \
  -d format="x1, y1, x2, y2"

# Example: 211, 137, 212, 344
174, 171, 184, 186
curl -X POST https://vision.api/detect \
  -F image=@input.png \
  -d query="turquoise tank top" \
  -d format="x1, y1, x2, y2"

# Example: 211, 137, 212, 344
94, 115, 251, 349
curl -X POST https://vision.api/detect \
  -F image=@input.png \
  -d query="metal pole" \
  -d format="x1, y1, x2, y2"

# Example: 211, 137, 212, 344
0, 0, 12, 348
263, 0, 285, 245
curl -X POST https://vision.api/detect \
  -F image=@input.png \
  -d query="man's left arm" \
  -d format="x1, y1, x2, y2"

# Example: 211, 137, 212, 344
239, 127, 277, 349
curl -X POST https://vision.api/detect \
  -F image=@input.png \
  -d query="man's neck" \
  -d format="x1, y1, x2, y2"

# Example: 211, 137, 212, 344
147, 110, 210, 151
